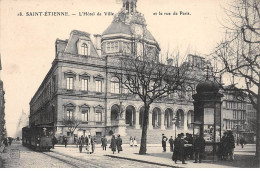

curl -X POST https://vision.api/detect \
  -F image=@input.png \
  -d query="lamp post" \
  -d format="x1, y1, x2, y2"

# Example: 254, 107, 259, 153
172, 116, 178, 138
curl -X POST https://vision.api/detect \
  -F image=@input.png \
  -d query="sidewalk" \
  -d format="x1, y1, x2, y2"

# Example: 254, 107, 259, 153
52, 144, 257, 168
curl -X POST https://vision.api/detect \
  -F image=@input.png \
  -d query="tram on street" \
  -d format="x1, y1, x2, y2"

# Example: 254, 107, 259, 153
22, 125, 53, 152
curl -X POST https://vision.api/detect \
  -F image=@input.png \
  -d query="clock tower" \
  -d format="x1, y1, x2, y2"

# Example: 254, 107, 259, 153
102, 0, 160, 61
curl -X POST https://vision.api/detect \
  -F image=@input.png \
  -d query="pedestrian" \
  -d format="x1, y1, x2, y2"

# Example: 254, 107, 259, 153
101, 135, 107, 150
162, 134, 168, 152
129, 136, 134, 147
133, 136, 138, 147
86, 135, 94, 154
173, 133, 187, 164
169, 136, 174, 152
3, 137, 8, 147
91, 136, 96, 153
8, 137, 12, 146
78, 137, 83, 153
193, 135, 205, 163
52, 135, 58, 149
240, 137, 246, 148
173, 134, 181, 163
220, 132, 228, 160
227, 131, 235, 160
184, 133, 193, 160
110, 135, 117, 154
64, 137, 68, 148
116, 134, 123, 153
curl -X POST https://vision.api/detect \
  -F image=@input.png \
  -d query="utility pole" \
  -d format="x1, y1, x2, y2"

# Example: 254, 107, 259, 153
256, 72, 260, 166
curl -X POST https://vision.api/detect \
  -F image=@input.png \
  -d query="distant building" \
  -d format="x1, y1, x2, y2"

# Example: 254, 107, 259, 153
246, 102, 257, 143
15, 110, 29, 139
221, 85, 249, 143
0, 55, 7, 145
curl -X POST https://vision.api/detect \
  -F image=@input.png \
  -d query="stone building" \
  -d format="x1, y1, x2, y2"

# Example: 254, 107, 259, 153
0, 55, 7, 145
29, 0, 206, 143
221, 85, 248, 143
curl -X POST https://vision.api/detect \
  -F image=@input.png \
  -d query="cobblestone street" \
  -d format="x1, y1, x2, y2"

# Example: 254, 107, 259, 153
0, 142, 165, 168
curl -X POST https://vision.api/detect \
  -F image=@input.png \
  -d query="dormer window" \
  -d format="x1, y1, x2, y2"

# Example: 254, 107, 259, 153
81, 43, 88, 56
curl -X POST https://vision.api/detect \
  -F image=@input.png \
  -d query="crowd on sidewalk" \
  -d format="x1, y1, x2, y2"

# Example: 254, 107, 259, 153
52, 130, 246, 166
161, 130, 240, 165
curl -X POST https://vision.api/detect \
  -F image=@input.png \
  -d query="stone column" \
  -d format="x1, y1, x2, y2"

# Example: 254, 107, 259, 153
184, 112, 188, 131
161, 112, 166, 130
148, 111, 153, 130
106, 108, 111, 126
135, 111, 140, 129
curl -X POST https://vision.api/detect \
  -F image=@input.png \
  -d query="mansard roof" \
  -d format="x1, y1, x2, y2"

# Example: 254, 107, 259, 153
63, 30, 99, 57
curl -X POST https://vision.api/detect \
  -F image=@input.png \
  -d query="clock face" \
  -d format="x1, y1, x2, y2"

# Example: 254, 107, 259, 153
135, 25, 143, 36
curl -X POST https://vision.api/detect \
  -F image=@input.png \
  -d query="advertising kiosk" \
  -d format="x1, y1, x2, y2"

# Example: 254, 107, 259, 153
192, 77, 223, 160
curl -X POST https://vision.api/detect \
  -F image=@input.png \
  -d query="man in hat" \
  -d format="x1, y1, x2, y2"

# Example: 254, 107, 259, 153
193, 134, 205, 163
162, 134, 168, 152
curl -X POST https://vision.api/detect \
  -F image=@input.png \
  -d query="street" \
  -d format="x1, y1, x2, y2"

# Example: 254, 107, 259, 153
0, 141, 165, 168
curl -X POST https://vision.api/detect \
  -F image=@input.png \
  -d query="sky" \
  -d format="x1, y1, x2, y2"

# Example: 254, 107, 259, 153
0, 0, 229, 137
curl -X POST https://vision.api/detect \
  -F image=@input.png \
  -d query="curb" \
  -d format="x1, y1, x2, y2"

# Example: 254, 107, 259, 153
105, 154, 180, 168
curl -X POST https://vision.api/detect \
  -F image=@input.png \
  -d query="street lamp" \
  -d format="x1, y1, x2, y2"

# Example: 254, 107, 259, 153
172, 116, 178, 138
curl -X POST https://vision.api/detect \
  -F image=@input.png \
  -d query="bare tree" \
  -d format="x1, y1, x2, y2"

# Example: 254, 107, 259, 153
63, 118, 81, 137
213, 0, 260, 165
114, 48, 189, 154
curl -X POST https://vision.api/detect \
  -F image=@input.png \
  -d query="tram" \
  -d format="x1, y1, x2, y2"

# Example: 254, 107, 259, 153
22, 125, 53, 151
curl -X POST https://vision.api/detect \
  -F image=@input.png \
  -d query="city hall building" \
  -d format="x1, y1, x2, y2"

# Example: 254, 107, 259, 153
29, 0, 218, 143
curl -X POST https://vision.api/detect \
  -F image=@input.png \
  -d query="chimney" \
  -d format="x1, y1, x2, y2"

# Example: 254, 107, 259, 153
94, 34, 102, 57
167, 58, 173, 66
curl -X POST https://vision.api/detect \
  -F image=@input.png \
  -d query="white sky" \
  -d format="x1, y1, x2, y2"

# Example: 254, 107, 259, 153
0, 0, 229, 137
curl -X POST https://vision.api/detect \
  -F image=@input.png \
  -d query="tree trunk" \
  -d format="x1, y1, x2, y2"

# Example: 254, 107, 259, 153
256, 72, 260, 167
139, 104, 150, 154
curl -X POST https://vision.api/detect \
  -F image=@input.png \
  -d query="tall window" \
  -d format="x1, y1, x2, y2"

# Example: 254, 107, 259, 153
95, 111, 102, 122
106, 42, 119, 53
95, 80, 102, 92
81, 43, 88, 56
67, 109, 73, 120
66, 77, 74, 90
81, 78, 88, 91
111, 77, 120, 94
233, 110, 236, 119
81, 110, 89, 122
137, 42, 143, 57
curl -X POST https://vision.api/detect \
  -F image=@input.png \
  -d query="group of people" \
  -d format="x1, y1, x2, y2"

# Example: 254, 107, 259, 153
129, 136, 138, 147
70, 134, 123, 154
2, 137, 13, 147
110, 134, 123, 154
162, 133, 205, 164
76, 135, 96, 154
219, 130, 235, 160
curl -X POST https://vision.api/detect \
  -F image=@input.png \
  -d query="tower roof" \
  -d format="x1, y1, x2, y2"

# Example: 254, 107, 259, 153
102, 0, 159, 47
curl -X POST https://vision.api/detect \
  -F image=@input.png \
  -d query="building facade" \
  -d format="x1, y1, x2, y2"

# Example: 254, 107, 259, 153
29, 0, 206, 143
0, 55, 7, 145
29, 0, 256, 144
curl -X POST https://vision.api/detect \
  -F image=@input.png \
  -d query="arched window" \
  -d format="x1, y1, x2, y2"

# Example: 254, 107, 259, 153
111, 77, 120, 94
81, 43, 88, 56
